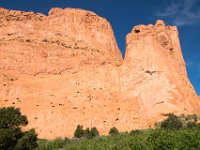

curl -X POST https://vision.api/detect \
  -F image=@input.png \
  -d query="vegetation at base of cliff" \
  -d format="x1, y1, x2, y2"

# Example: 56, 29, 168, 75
35, 113, 200, 150
74, 125, 99, 139
1, 107, 199, 150
109, 127, 119, 135
36, 128, 200, 150
0, 107, 38, 150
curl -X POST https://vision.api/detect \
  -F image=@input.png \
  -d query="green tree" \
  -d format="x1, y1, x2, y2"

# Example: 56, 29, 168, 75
109, 127, 119, 135
88, 127, 99, 138
0, 107, 38, 150
0, 128, 22, 150
84, 127, 90, 134
83, 127, 90, 139
14, 129, 38, 150
160, 113, 183, 129
74, 125, 84, 138
0, 107, 28, 129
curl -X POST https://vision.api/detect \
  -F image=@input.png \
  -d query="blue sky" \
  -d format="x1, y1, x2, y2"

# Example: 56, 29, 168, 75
0, 0, 200, 95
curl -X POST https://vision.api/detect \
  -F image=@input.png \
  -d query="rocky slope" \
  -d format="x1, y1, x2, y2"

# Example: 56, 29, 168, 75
0, 7, 199, 139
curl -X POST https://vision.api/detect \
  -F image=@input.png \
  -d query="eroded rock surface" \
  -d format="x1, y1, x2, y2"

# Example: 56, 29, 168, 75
123, 20, 200, 124
0, 8, 199, 139
0, 7, 122, 75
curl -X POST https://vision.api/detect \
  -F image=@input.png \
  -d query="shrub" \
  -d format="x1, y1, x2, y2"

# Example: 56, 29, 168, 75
88, 127, 99, 139
74, 125, 84, 138
14, 129, 38, 150
0, 107, 38, 150
36, 138, 71, 150
83, 128, 91, 139
109, 127, 119, 135
160, 113, 183, 129
0, 128, 22, 150
186, 121, 197, 128
130, 129, 142, 135
74, 125, 99, 139
185, 114, 198, 122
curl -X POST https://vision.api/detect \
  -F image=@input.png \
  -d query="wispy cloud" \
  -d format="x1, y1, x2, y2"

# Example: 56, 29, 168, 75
186, 60, 194, 67
156, 2, 181, 17
155, 0, 200, 26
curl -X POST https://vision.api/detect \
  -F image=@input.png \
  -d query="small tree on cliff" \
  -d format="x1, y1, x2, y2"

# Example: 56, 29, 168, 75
0, 107, 38, 150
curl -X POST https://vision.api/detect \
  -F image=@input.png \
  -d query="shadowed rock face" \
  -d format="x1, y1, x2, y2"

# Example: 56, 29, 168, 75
0, 8, 199, 139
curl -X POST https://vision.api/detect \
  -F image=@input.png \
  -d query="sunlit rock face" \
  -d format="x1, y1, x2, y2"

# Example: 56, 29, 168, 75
0, 8, 199, 139
0, 7, 122, 75
123, 20, 200, 125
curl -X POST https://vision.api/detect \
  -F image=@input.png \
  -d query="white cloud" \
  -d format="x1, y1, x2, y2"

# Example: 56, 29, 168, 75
156, 2, 181, 17
155, 0, 200, 26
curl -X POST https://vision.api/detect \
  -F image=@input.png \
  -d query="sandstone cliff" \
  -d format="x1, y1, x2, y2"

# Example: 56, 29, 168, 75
0, 7, 122, 75
123, 20, 200, 124
0, 8, 199, 139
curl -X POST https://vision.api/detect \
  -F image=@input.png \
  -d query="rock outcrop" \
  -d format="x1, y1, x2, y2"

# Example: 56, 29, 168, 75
0, 7, 122, 75
0, 8, 199, 139
123, 20, 200, 124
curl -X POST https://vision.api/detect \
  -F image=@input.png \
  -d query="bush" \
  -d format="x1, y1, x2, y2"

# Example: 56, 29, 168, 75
185, 114, 198, 122
36, 138, 71, 150
109, 127, 119, 135
0, 128, 22, 150
74, 125, 99, 139
130, 129, 143, 135
74, 125, 84, 138
14, 129, 38, 150
83, 128, 91, 139
186, 121, 197, 128
160, 113, 183, 129
88, 127, 99, 139
0, 107, 38, 150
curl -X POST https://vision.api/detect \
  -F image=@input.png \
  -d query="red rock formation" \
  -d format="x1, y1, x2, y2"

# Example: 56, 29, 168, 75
0, 8, 199, 139
0, 7, 122, 75
123, 20, 200, 124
